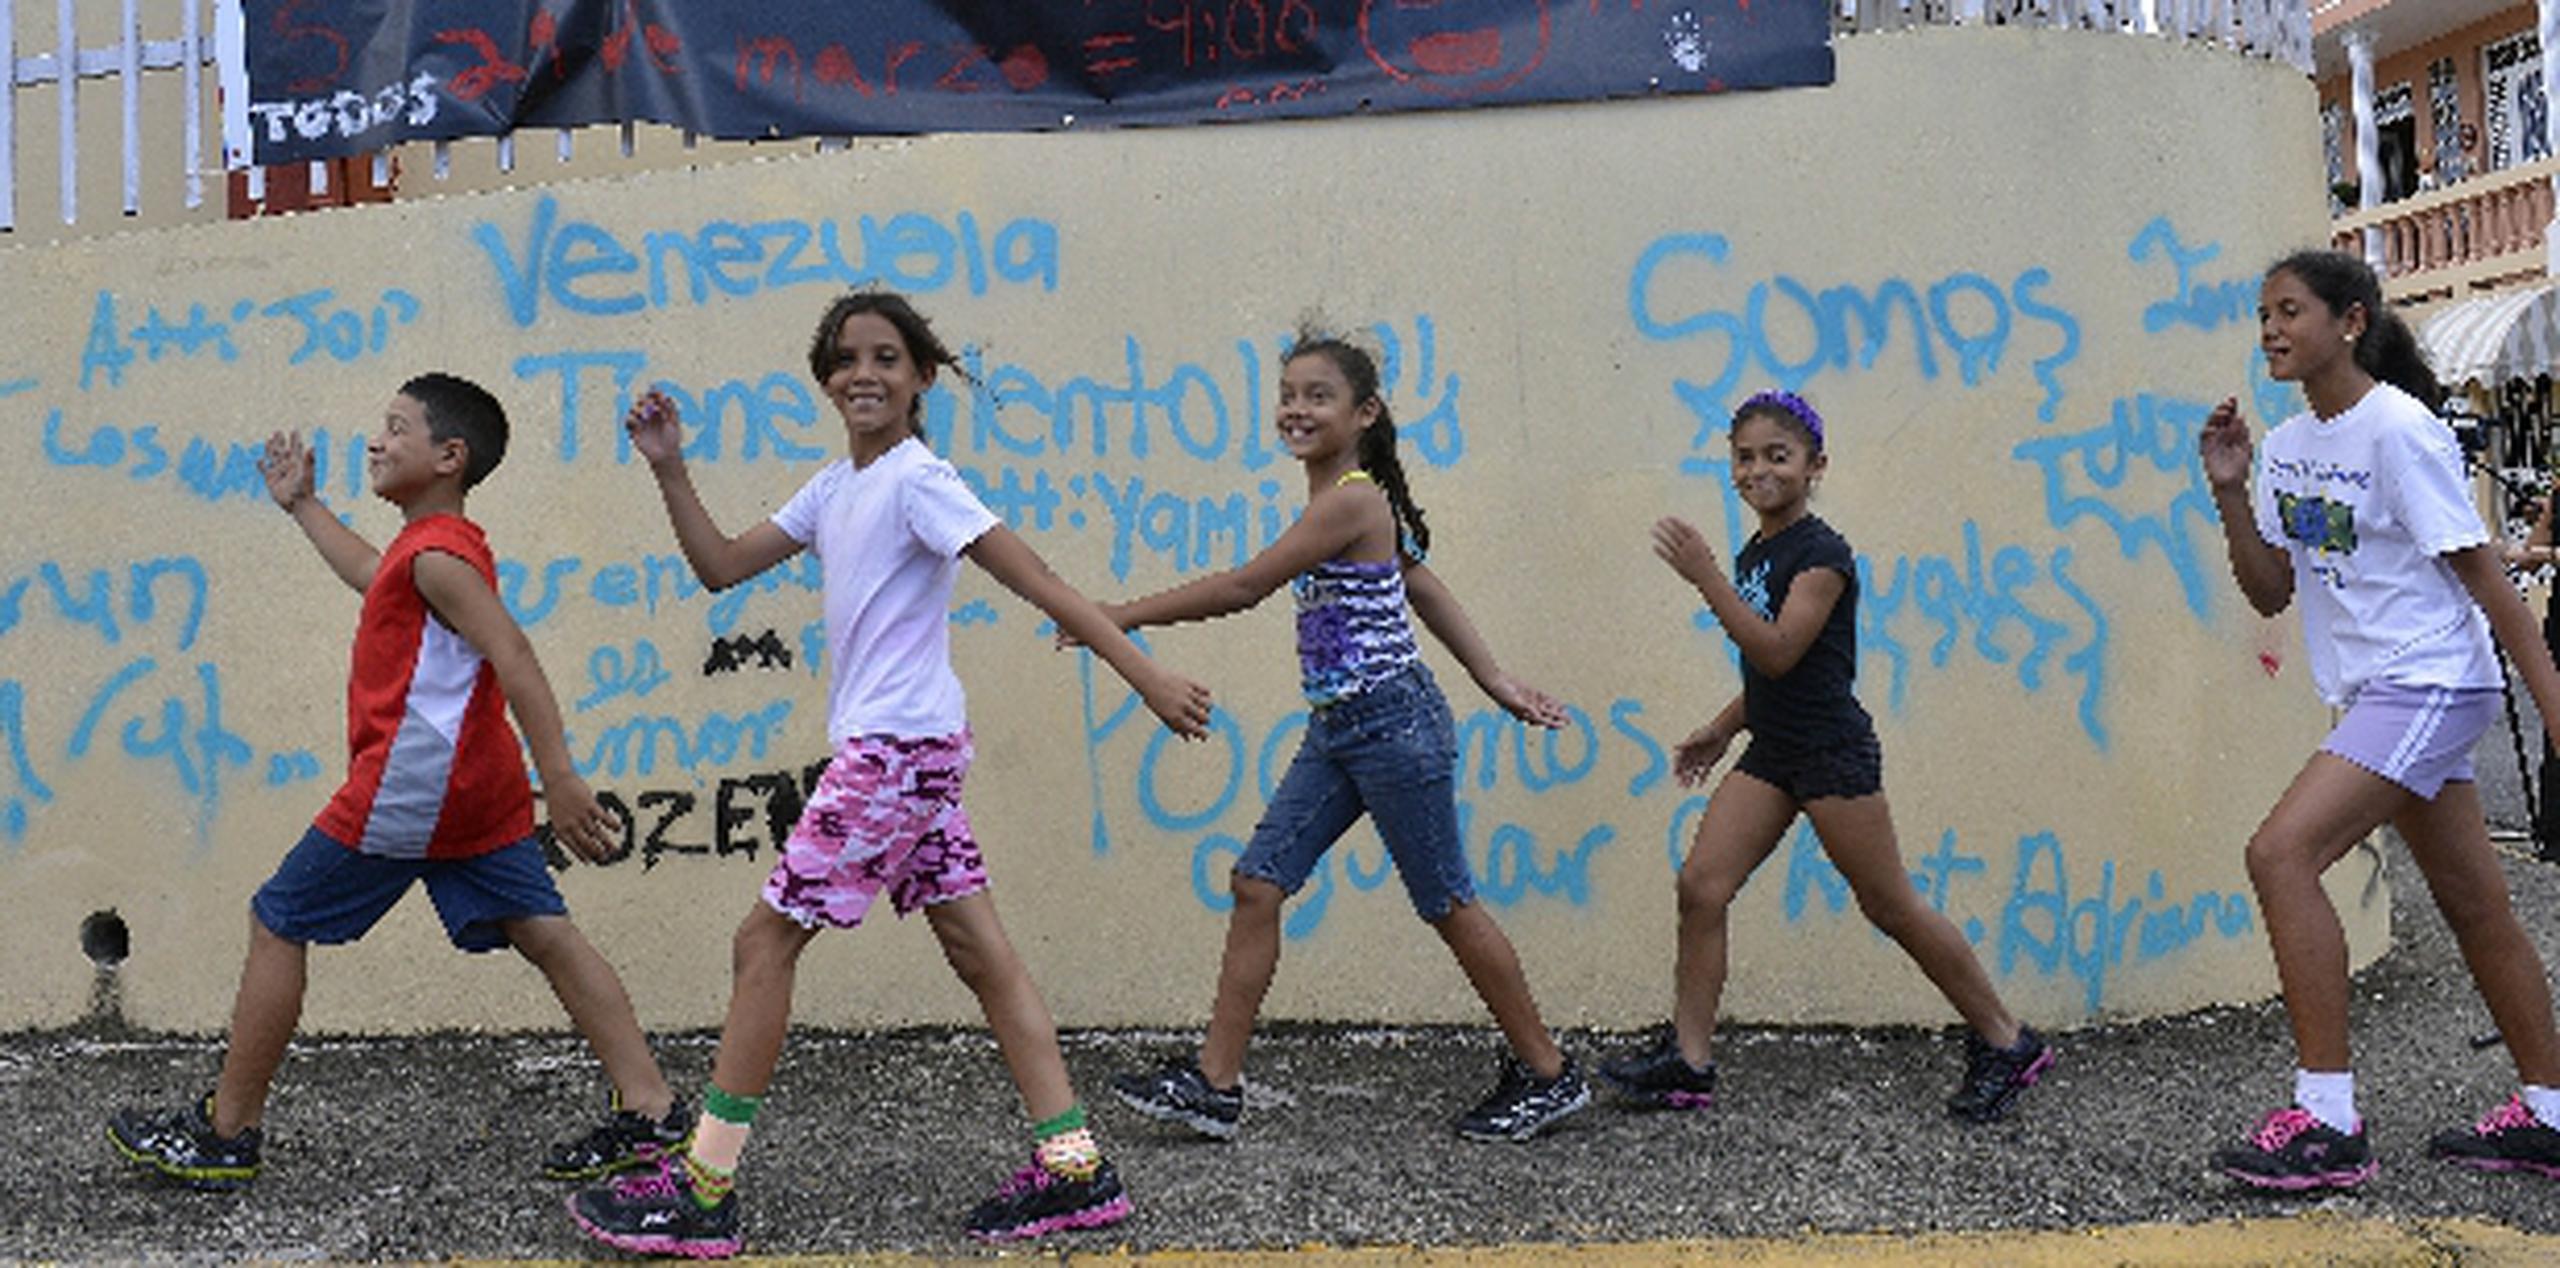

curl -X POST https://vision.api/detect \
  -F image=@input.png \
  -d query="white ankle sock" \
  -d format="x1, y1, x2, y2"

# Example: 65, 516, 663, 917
2294, 1069, 2359, 1134
2523, 1085, 2560, 1129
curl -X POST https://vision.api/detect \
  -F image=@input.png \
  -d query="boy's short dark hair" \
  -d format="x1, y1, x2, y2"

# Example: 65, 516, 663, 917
400, 372, 510, 489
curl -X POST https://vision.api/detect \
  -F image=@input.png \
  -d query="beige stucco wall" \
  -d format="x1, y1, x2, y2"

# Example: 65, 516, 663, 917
0, 27, 2367, 1035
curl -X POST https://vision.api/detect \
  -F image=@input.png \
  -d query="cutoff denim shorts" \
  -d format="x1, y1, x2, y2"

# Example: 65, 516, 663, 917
1235, 663, 1476, 921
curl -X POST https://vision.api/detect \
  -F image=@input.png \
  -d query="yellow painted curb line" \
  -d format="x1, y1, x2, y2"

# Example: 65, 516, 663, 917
475, 1214, 2560, 1266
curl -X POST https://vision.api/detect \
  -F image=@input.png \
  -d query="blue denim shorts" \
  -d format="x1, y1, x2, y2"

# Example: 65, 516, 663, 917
251, 827, 567, 952
1236, 664, 1476, 921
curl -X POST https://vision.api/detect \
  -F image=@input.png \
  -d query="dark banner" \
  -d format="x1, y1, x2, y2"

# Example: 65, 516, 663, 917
235, 0, 1833, 165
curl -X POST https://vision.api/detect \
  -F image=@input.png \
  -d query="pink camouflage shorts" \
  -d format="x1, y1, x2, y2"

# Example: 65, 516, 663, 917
762, 730, 990, 929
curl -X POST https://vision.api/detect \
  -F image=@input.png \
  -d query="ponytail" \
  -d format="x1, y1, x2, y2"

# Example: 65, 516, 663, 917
1356, 406, 1432, 561
2267, 249, 2444, 411
1288, 334, 1431, 559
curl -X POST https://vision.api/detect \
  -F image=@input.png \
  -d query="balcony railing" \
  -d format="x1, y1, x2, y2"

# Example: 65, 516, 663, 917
2331, 157, 2560, 304
1836, 0, 2311, 71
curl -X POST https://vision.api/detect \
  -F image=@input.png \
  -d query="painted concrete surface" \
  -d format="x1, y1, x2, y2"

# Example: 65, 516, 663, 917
2, 27, 2350, 1033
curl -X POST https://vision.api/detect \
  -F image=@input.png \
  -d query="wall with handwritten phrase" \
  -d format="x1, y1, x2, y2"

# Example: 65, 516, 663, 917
0, 28, 2363, 1034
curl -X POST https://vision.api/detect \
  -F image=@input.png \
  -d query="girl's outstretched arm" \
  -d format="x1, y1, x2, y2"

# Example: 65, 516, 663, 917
626, 390, 802, 590
1651, 516, 1844, 678
2450, 546, 2560, 754
1403, 562, 1568, 728
965, 525, 1214, 738
1105, 484, 1375, 631
2201, 397, 2293, 617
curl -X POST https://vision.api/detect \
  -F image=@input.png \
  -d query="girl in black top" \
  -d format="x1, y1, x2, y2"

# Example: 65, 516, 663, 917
1600, 390, 2051, 1122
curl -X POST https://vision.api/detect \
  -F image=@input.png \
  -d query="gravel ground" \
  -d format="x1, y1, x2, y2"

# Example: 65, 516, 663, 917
12, 828, 2560, 1261
12, 667, 2560, 1260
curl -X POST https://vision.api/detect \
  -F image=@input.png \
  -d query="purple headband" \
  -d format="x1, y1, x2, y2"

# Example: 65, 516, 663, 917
1736, 390, 1824, 450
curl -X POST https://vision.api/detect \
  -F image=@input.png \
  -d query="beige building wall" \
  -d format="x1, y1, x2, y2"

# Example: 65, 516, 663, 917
0, 27, 2363, 1035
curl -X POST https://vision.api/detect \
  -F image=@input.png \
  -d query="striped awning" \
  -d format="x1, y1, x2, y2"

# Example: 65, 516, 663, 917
2420, 284, 2560, 386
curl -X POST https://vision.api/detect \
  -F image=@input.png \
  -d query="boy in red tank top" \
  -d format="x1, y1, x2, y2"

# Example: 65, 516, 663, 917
108, 374, 688, 1189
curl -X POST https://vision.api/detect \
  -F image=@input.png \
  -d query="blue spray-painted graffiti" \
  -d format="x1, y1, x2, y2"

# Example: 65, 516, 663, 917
2128, 217, 2261, 336
44, 411, 376, 506
472, 195, 1062, 328
80, 287, 422, 390
1662, 790, 2256, 1013
1627, 231, 2083, 428
2011, 391, 2222, 619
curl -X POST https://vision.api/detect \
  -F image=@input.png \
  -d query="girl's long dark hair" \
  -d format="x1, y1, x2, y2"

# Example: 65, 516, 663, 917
2268, 249, 2444, 411
1287, 335, 1430, 560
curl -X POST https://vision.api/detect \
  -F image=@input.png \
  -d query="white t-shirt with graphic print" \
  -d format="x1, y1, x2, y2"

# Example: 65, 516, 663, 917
772, 437, 999, 742
2250, 381, 2498, 707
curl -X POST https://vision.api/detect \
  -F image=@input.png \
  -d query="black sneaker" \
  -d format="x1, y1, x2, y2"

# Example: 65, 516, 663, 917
1455, 1055, 1591, 1142
1597, 1028, 1718, 1111
2429, 1096, 2560, 1179
2215, 1106, 2377, 1191
964, 1157, 1134, 1242
567, 1155, 744, 1259
544, 1095, 695, 1180
1111, 1063, 1242, 1140
106, 1092, 261, 1190
1946, 1024, 2055, 1122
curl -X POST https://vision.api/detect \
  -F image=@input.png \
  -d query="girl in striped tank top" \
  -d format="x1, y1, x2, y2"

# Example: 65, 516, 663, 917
1096, 334, 1592, 1143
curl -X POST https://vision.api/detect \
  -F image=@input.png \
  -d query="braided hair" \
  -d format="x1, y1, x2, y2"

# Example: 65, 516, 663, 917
1286, 335, 1431, 560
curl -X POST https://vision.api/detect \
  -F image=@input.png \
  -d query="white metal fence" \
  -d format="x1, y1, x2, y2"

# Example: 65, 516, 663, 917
1, 0, 216, 233
6, 0, 2317, 240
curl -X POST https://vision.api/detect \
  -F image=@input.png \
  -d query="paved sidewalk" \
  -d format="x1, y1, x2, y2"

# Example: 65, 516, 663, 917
15, 840, 2560, 1263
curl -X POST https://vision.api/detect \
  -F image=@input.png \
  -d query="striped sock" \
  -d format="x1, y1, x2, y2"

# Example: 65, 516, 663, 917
1032, 1104, 1100, 1180
685, 1082, 763, 1210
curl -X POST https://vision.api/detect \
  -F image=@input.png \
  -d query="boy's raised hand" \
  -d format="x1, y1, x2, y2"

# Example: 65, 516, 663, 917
1138, 664, 1215, 739
623, 389, 685, 468
1652, 516, 1719, 587
543, 771, 626, 864
262, 430, 316, 511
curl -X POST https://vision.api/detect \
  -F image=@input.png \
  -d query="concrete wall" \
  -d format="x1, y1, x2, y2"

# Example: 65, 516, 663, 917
0, 27, 2366, 1036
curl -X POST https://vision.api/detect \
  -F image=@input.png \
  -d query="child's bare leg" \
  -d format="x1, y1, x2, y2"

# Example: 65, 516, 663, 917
925, 891, 1075, 1121
2244, 753, 2407, 1071
708, 904, 821, 1098
211, 914, 306, 1136
1805, 792, 2018, 1048
1669, 771, 1795, 1067
504, 913, 673, 1118
2397, 780, 2560, 1085
1199, 875, 1287, 1088
1432, 901, 1562, 1077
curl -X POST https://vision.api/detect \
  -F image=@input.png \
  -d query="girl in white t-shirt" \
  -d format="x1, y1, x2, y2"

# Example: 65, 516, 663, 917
570, 293, 1214, 1255
2203, 249, 2560, 1191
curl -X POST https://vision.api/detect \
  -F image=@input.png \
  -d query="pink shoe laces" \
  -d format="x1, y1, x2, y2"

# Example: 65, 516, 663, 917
2472, 1096, 2539, 1136
609, 1156, 684, 1200
989, 1162, 1054, 1200
2248, 1107, 2321, 1151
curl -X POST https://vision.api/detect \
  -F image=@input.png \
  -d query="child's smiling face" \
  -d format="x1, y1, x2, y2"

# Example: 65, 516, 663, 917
1275, 352, 1379, 465
1728, 409, 1822, 522
824, 311, 933, 458
367, 393, 459, 502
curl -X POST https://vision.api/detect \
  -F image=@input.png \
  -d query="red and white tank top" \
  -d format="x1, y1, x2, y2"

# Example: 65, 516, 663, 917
312, 514, 533, 859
